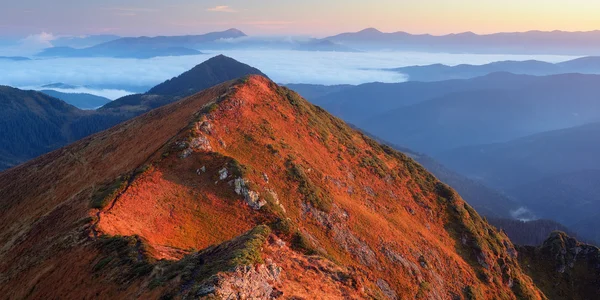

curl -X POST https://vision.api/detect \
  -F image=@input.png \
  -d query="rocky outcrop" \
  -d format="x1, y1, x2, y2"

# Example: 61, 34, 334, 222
518, 231, 600, 300
234, 178, 266, 210
197, 263, 283, 299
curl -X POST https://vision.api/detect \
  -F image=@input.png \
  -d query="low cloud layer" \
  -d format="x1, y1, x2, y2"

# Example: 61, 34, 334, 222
0, 49, 578, 99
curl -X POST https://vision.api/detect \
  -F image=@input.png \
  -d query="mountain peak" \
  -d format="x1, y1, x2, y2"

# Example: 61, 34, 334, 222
146, 55, 267, 97
0, 74, 545, 298
224, 28, 246, 36
358, 27, 383, 34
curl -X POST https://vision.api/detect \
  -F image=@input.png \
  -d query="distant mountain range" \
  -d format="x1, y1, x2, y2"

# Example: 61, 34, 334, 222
49, 35, 121, 49
326, 28, 600, 55
40, 90, 111, 110
390, 56, 600, 81
291, 73, 600, 244
364, 73, 600, 154
292, 39, 359, 52
37, 29, 246, 59
0, 55, 266, 171
437, 122, 600, 244
0, 56, 30, 61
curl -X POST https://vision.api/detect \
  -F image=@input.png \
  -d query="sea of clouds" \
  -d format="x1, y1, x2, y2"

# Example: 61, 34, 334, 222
0, 49, 578, 99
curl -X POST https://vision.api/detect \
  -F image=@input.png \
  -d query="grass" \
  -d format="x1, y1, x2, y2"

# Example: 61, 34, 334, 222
464, 285, 484, 300
93, 235, 155, 283
291, 231, 318, 255
285, 158, 333, 212
148, 225, 272, 293
90, 176, 129, 209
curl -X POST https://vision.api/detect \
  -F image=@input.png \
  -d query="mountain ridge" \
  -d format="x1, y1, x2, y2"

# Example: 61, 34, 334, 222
0, 75, 544, 299
326, 28, 600, 54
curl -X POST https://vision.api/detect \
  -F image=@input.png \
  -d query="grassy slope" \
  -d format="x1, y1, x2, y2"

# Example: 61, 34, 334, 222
0, 76, 544, 299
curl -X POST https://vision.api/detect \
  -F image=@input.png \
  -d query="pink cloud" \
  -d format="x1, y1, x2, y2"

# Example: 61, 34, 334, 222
206, 5, 236, 13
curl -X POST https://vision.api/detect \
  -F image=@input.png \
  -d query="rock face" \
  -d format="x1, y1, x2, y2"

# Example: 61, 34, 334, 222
0, 76, 546, 299
518, 231, 600, 300
197, 264, 282, 299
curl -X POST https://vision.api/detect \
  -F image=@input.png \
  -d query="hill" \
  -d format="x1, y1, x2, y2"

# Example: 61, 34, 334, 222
284, 83, 353, 101
36, 29, 246, 59
0, 86, 123, 170
488, 219, 580, 246
292, 39, 360, 52
101, 55, 267, 114
0, 55, 267, 171
37, 45, 200, 59
0, 75, 545, 299
40, 90, 112, 110
364, 73, 600, 154
147, 54, 267, 97
389, 56, 600, 82
327, 28, 600, 55
308, 72, 542, 127
356, 134, 521, 219
517, 232, 600, 299
0, 56, 30, 61
440, 122, 600, 189
437, 122, 600, 244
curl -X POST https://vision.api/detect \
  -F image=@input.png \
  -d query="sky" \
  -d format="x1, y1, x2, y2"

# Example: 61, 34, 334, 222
1, 0, 600, 37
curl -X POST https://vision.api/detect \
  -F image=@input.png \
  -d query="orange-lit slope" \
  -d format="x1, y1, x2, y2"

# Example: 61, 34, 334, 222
0, 76, 544, 299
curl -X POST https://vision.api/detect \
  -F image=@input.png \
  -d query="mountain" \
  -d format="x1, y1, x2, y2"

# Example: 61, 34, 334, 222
37, 29, 245, 59
0, 55, 267, 171
37, 45, 200, 59
0, 86, 123, 170
50, 34, 121, 48
509, 170, 600, 231
41, 82, 80, 89
364, 73, 600, 154
284, 83, 353, 101
309, 72, 543, 127
437, 122, 600, 243
327, 28, 600, 55
440, 122, 600, 189
390, 56, 600, 82
571, 215, 600, 247
40, 90, 112, 110
403, 149, 521, 219
0, 56, 30, 61
488, 219, 580, 246
101, 55, 267, 113
147, 55, 267, 97
517, 232, 600, 299
292, 39, 360, 52
0, 75, 545, 299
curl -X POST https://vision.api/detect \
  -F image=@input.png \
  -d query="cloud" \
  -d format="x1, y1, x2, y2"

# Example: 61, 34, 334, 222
510, 207, 536, 221
207, 5, 236, 13
0, 50, 579, 100
21, 32, 56, 48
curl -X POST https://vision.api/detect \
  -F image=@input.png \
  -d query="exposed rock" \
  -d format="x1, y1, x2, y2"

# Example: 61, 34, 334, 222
196, 264, 283, 299
219, 168, 229, 180
234, 178, 266, 210
190, 136, 212, 151
179, 148, 192, 159
376, 278, 398, 300
302, 203, 378, 268
175, 141, 188, 149
198, 121, 213, 135
262, 173, 269, 183
380, 244, 423, 281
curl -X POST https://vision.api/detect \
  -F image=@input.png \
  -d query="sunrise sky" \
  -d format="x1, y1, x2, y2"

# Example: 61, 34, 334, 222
1, 0, 600, 37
